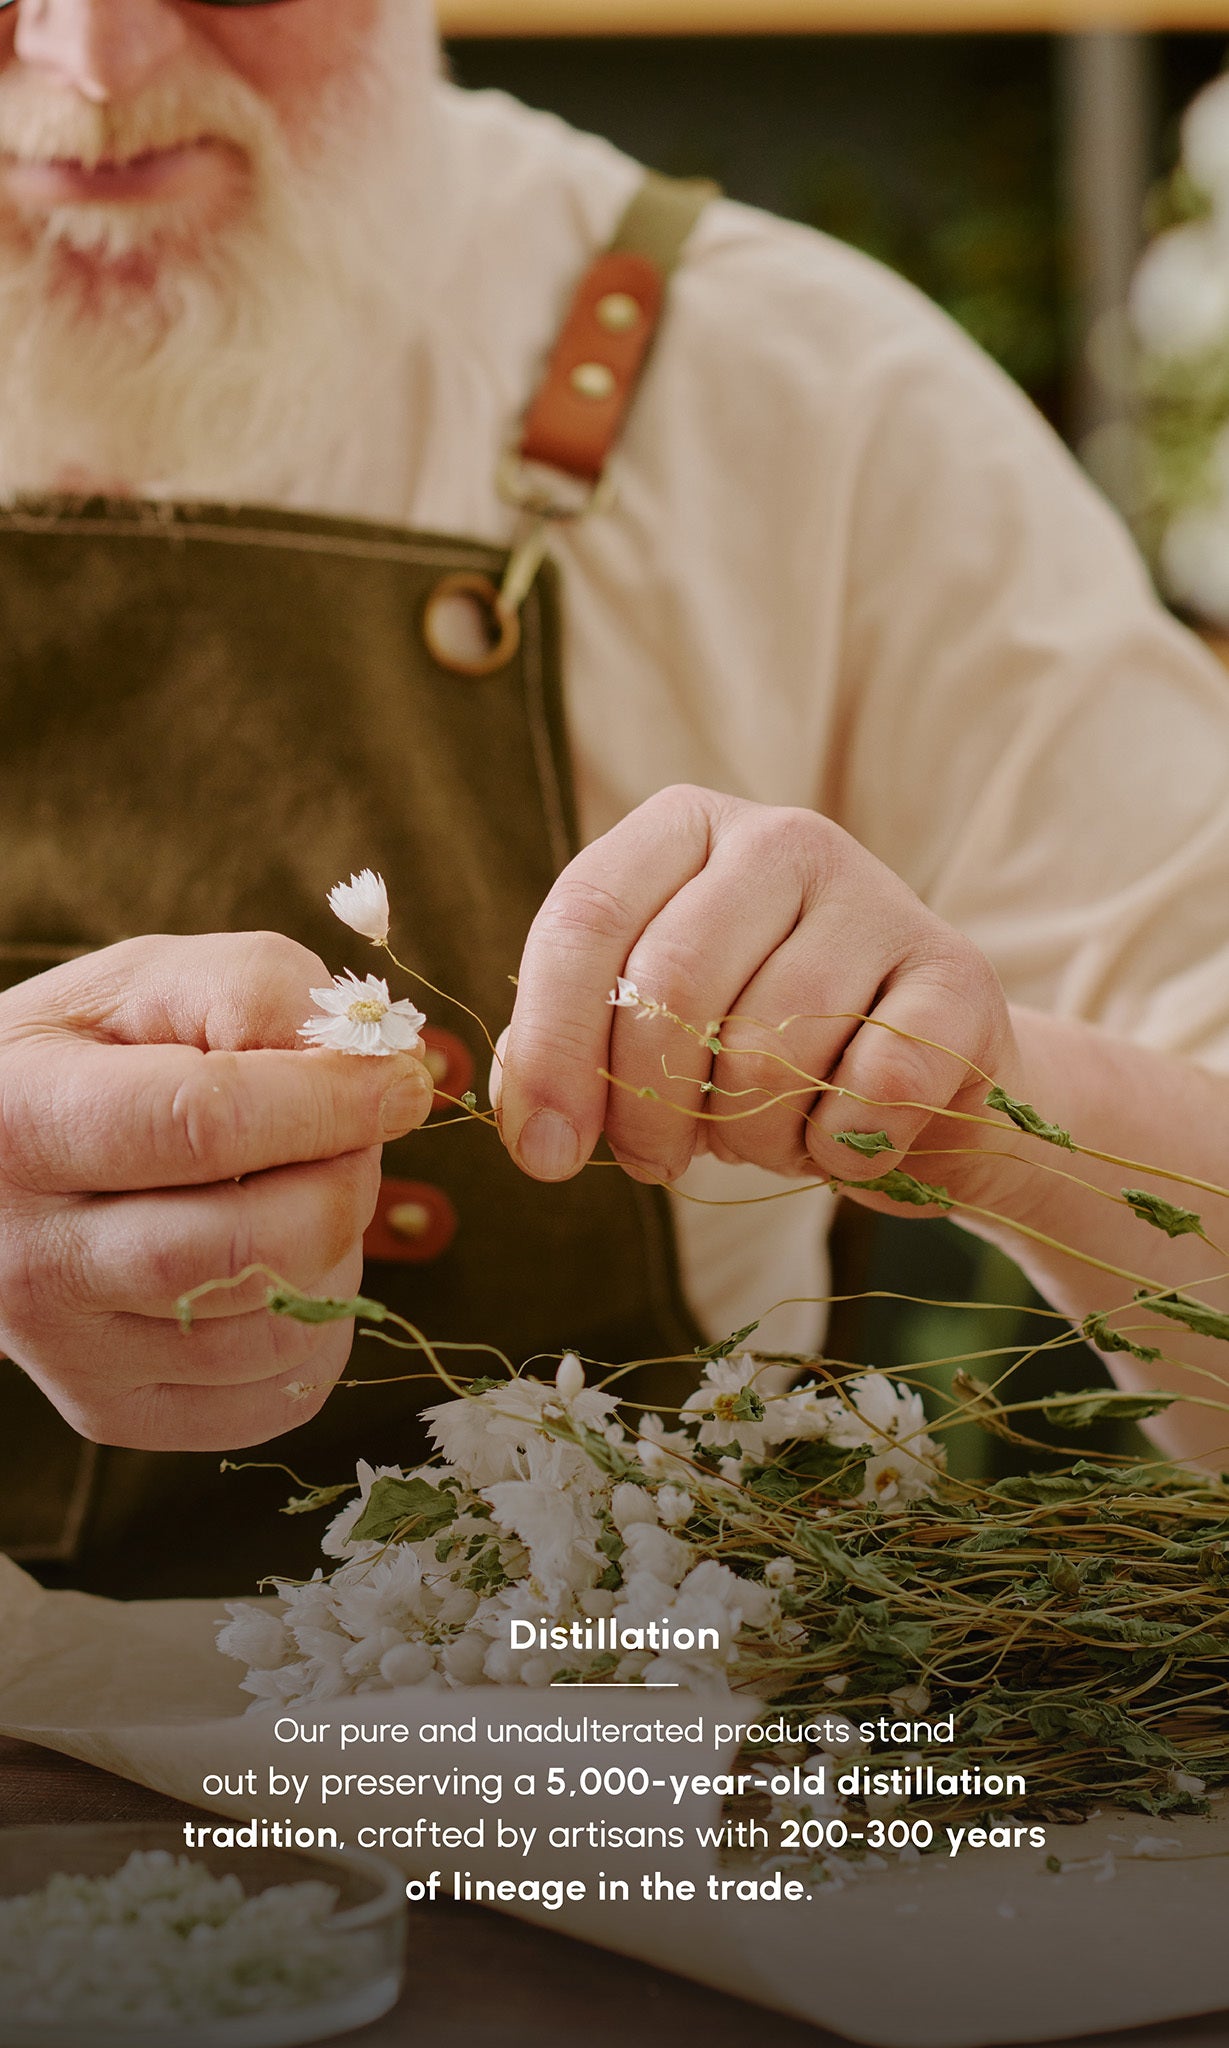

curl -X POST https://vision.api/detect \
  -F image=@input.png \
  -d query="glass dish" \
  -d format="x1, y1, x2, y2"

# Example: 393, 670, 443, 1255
0, 1822, 406, 2048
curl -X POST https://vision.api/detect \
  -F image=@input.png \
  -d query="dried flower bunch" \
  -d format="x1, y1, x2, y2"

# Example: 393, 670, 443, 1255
217, 1349, 944, 1704
216, 1321, 1229, 1823
194, 871, 1229, 1829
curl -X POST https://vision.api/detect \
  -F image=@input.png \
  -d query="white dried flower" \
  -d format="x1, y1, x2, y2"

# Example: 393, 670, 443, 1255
888, 1684, 931, 1717
215, 1604, 291, 1671
1169, 1769, 1207, 1798
656, 1485, 694, 1528
380, 1641, 436, 1688
611, 1482, 658, 1533
764, 1557, 796, 1589
555, 1353, 585, 1401
621, 1523, 694, 1586
607, 976, 641, 1008
299, 971, 425, 1057
327, 869, 390, 945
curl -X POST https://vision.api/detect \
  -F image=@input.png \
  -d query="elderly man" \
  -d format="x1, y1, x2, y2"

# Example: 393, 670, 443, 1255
2, 0, 1229, 1594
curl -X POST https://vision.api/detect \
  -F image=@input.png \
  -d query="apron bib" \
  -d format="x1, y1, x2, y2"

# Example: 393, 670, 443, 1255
0, 176, 715, 1596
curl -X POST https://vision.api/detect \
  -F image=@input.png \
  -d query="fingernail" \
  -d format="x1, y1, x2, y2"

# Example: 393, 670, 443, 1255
381, 1072, 429, 1138
516, 1108, 582, 1181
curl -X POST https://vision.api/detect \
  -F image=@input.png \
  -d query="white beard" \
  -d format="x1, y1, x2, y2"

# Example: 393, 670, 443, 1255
0, 6, 438, 508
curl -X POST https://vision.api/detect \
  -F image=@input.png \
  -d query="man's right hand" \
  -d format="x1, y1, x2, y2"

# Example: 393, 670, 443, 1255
0, 933, 433, 1453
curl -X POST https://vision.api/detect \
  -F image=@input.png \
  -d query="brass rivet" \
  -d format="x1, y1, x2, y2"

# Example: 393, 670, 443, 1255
596, 291, 642, 334
570, 361, 617, 402
387, 1201, 432, 1242
423, 1046, 449, 1084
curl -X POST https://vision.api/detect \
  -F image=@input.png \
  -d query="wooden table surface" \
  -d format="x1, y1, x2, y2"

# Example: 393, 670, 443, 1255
4, 1735, 1229, 2048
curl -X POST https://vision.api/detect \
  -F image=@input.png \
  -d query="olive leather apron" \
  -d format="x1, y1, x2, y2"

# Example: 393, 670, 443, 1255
0, 175, 713, 1597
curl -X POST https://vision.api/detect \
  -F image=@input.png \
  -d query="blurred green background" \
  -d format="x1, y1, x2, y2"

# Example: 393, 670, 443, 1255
448, 32, 1226, 429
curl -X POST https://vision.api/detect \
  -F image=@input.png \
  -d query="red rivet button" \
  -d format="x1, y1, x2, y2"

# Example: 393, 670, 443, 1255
419, 1026, 475, 1107
364, 1179, 458, 1265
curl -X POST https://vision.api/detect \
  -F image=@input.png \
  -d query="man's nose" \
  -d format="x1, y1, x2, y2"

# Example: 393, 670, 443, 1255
13, 0, 188, 103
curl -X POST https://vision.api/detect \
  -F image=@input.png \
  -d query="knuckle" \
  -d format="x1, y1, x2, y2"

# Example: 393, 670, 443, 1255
642, 782, 720, 824
314, 1157, 378, 1271
535, 877, 635, 951
234, 929, 325, 983
164, 1055, 248, 1172
210, 932, 329, 1050
623, 932, 709, 1011
220, 1207, 261, 1287
0, 1208, 54, 1338
905, 932, 1006, 1063
734, 805, 844, 903
715, 1022, 794, 1099
0, 1064, 50, 1194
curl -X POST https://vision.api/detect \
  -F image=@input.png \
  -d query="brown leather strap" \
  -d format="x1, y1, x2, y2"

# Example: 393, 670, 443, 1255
518, 172, 718, 487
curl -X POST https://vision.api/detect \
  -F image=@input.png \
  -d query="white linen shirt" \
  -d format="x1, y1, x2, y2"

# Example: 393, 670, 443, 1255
284, 82, 1229, 1351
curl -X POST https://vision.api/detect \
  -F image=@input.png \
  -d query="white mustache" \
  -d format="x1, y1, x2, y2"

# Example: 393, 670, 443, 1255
0, 59, 272, 172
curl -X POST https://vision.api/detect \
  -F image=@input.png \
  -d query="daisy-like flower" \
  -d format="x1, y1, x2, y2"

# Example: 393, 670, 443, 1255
327, 869, 390, 946
607, 976, 641, 1008
299, 971, 425, 1057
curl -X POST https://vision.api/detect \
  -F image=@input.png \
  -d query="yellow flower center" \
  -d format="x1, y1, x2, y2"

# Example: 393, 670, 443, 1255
713, 1392, 741, 1422
347, 997, 388, 1025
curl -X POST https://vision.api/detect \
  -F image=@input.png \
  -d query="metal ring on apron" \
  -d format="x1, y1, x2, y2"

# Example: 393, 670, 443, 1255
423, 569, 521, 678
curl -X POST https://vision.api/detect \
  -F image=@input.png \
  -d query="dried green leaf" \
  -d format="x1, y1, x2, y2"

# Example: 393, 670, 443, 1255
1199, 1543, 1229, 1584
280, 1483, 356, 1518
985, 1085, 1075, 1149
1045, 1554, 1085, 1600
695, 1321, 760, 1361
571, 1423, 641, 1480
1123, 1189, 1204, 1239
1136, 1290, 1229, 1344
351, 1476, 457, 1546
1026, 1697, 1179, 1765
1074, 1611, 1229, 1656
266, 1286, 388, 1326
1040, 1389, 1178, 1429
834, 1129, 895, 1158
848, 1169, 953, 1212
798, 1528, 896, 1595
1081, 1314, 1162, 1364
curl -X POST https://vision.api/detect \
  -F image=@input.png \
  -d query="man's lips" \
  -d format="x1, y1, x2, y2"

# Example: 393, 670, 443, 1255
0, 138, 232, 205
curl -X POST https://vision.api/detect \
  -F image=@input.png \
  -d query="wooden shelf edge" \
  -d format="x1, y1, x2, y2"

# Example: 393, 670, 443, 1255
440, 1, 1229, 34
